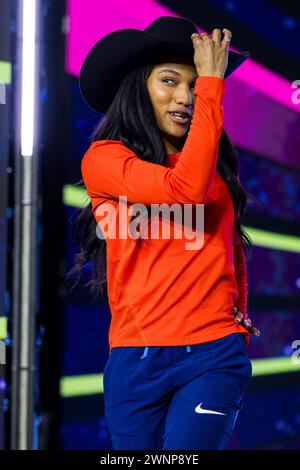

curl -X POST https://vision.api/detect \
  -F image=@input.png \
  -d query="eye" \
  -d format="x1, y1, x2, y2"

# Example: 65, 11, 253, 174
162, 78, 175, 84
162, 78, 195, 88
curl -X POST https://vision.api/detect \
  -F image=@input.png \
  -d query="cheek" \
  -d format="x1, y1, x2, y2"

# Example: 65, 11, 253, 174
148, 86, 170, 126
155, 87, 168, 99
152, 89, 169, 111
153, 105, 168, 126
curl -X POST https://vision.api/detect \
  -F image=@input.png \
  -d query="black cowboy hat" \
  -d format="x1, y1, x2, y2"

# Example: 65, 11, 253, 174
79, 15, 250, 114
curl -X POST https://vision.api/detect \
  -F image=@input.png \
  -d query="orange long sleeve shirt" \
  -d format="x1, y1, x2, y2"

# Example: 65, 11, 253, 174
81, 76, 250, 352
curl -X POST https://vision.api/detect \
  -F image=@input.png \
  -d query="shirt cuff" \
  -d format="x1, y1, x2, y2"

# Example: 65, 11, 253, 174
194, 75, 226, 102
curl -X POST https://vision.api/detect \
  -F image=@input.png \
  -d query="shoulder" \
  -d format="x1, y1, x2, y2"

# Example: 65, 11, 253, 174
81, 140, 139, 192
81, 139, 135, 169
81, 139, 134, 169
85, 139, 134, 157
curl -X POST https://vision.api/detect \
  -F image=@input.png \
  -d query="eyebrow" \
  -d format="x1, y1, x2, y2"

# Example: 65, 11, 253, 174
158, 69, 197, 80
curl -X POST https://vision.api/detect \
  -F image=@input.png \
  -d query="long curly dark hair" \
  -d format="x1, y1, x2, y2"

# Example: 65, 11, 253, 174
67, 63, 257, 300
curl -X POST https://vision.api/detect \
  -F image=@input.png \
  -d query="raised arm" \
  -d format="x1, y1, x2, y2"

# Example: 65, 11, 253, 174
81, 75, 225, 205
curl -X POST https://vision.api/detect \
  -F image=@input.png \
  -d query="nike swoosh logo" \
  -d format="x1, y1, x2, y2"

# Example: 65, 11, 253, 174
195, 402, 227, 415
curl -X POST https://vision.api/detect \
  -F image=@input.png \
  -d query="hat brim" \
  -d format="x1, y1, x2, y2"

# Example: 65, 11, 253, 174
79, 29, 250, 114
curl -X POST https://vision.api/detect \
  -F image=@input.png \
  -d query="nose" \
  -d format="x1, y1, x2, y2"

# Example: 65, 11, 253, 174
175, 87, 194, 110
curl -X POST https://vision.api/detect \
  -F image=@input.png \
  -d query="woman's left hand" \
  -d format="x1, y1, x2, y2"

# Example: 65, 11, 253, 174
232, 306, 260, 336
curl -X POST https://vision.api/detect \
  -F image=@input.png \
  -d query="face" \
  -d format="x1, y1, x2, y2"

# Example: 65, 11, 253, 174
146, 60, 197, 154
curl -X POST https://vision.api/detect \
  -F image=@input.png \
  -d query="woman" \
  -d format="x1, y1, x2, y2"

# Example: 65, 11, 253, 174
69, 16, 260, 450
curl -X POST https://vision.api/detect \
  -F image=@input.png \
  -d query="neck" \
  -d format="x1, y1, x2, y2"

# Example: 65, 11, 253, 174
163, 134, 185, 155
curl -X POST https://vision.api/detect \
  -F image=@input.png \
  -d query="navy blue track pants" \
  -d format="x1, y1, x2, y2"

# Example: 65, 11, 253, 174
103, 332, 252, 450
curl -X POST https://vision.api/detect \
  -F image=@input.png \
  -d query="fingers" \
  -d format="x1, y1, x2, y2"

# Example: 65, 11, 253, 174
222, 28, 232, 46
191, 28, 232, 45
211, 28, 221, 45
190, 28, 231, 79
232, 306, 261, 336
199, 32, 210, 40
191, 32, 200, 41
251, 327, 261, 337
190, 32, 210, 43
234, 311, 244, 324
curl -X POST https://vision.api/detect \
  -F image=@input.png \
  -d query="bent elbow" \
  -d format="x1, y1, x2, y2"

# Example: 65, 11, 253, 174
189, 190, 210, 205
175, 194, 208, 205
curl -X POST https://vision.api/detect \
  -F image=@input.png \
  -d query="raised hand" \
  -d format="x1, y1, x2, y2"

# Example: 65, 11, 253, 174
191, 28, 232, 79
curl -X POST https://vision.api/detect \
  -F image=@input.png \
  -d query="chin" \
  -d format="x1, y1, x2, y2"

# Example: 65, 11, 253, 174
168, 127, 188, 136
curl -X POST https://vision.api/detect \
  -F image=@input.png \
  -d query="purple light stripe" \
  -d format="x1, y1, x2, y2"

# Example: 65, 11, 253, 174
66, 0, 180, 77
224, 79, 300, 169
234, 59, 299, 113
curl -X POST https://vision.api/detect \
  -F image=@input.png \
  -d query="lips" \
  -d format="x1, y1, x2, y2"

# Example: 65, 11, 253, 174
168, 112, 191, 125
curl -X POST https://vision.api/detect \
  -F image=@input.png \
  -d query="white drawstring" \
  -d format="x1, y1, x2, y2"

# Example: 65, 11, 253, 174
140, 346, 149, 359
